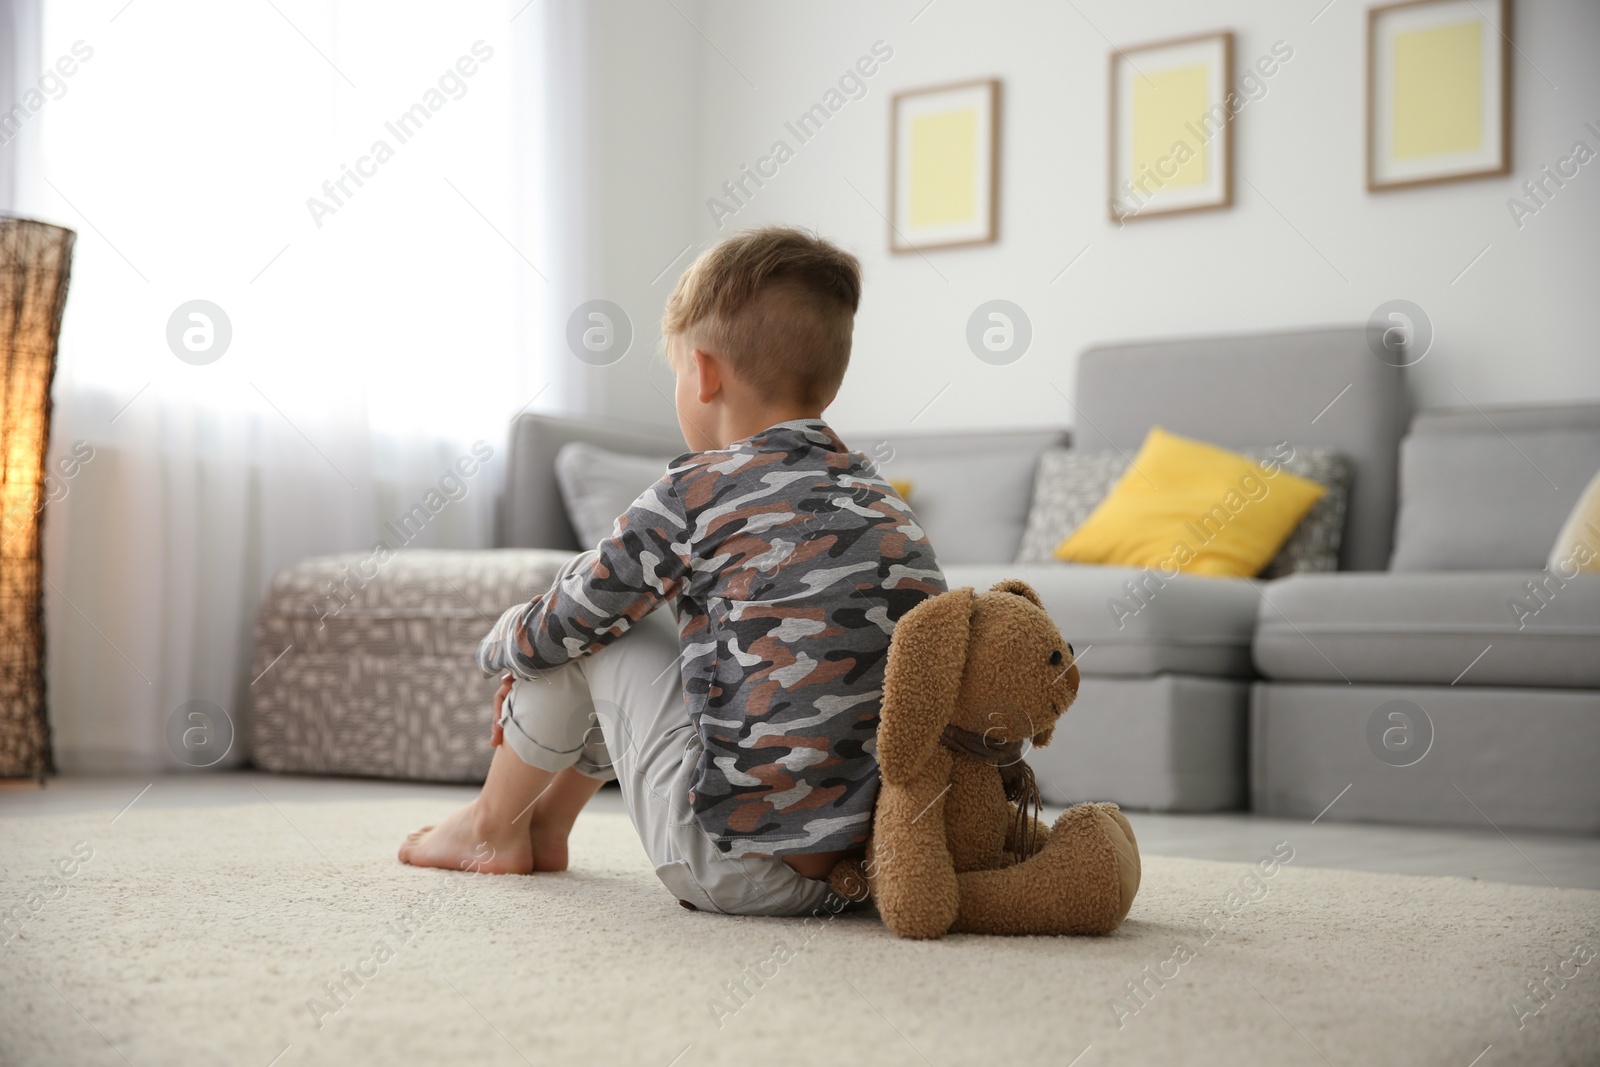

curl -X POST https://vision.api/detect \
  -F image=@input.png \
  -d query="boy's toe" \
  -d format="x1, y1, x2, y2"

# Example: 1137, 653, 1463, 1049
398, 826, 433, 862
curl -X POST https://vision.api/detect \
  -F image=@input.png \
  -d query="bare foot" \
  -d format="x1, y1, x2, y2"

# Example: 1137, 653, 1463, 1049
527, 806, 570, 872
398, 799, 534, 874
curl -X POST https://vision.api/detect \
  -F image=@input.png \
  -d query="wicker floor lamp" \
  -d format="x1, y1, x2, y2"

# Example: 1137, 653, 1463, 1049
0, 217, 76, 779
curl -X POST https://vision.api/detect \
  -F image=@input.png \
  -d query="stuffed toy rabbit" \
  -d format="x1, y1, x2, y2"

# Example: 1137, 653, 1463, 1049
830, 580, 1141, 939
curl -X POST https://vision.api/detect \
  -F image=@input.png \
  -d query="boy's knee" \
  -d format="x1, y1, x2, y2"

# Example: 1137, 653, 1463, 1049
497, 672, 603, 774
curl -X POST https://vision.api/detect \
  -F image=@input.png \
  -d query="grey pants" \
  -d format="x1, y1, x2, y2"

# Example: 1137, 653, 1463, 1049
497, 587, 833, 917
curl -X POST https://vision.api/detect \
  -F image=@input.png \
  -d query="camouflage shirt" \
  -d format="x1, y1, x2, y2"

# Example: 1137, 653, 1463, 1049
478, 420, 946, 856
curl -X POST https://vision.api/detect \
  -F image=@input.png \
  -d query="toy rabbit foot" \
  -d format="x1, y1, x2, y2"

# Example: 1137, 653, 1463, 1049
949, 802, 1141, 936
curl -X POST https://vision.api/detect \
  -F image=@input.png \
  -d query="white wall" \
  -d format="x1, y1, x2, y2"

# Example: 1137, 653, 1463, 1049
597, 0, 1600, 435
564, 0, 706, 426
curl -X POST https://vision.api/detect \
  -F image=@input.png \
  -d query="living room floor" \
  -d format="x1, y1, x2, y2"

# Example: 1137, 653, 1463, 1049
3, 771, 1595, 890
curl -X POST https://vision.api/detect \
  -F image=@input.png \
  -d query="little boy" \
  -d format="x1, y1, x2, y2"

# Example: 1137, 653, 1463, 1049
400, 226, 946, 915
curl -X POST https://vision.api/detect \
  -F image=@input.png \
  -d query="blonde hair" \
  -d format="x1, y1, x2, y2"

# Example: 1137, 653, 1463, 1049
662, 226, 861, 406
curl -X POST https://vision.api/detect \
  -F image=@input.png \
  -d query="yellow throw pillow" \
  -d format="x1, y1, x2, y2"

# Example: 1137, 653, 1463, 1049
1055, 428, 1327, 578
888, 478, 914, 501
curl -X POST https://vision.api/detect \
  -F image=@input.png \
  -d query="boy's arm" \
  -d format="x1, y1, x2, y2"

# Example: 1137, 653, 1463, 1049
477, 476, 691, 680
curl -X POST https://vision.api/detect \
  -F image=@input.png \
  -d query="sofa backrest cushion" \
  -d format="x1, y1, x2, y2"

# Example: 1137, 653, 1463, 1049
1073, 326, 1408, 571
500, 413, 684, 550
554, 442, 677, 548
857, 428, 1068, 564
503, 413, 1063, 564
1389, 402, 1600, 571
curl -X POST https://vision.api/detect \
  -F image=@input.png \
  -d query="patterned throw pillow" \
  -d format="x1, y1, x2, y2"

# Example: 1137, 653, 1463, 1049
1014, 450, 1128, 564
1014, 446, 1351, 577
1255, 448, 1351, 578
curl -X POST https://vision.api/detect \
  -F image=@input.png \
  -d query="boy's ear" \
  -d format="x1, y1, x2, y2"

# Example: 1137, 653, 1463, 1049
691, 348, 722, 404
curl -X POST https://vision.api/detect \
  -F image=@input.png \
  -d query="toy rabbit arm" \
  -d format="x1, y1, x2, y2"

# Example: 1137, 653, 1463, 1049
867, 751, 961, 939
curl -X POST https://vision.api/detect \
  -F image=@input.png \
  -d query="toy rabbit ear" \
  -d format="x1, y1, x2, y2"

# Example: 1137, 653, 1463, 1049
990, 578, 1044, 609
876, 587, 974, 785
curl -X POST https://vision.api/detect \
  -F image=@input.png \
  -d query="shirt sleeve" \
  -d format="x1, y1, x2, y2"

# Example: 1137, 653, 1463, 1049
477, 473, 692, 680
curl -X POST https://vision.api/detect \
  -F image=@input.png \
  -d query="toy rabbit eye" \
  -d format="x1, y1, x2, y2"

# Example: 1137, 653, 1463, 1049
1049, 649, 1063, 665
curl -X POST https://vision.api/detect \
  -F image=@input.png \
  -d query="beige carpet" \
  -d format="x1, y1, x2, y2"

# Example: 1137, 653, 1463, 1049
1, 800, 1596, 1067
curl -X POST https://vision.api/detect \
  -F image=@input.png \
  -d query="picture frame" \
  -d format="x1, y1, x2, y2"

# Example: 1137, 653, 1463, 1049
1367, 0, 1511, 191
1107, 31, 1234, 223
889, 78, 999, 252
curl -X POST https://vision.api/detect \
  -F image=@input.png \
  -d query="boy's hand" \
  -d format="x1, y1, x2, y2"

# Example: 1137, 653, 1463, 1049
491, 674, 513, 747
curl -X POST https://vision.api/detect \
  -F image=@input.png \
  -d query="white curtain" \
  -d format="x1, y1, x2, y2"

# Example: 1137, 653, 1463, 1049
7, 0, 597, 772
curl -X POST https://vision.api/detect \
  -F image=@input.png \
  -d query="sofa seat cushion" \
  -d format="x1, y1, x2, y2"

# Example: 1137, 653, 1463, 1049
1254, 572, 1600, 688
942, 563, 1261, 679
250, 548, 577, 780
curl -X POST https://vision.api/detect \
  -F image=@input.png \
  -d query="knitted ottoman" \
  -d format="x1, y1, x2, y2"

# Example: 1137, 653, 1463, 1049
249, 548, 576, 781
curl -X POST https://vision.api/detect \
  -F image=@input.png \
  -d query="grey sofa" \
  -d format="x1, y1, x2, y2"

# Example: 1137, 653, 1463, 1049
496, 326, 1411, 815
1251, 402, 1600, 833
254, 324, 1599, 834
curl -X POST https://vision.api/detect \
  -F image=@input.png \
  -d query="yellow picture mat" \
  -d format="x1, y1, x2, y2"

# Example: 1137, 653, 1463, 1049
1392, 19, 1483, 159
1131, 63, 1210, 188
908, 108, 977, 226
